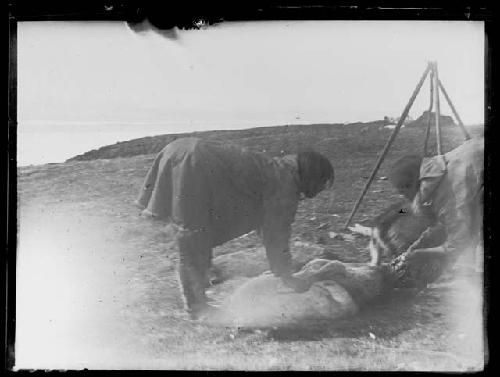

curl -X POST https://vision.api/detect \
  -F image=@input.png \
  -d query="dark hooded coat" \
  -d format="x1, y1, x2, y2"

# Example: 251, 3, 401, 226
135, 137, 302, 275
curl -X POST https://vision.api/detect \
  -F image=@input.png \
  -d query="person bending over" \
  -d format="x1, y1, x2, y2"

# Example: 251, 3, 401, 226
388, 137, 484, 271
136, 137, 334, 319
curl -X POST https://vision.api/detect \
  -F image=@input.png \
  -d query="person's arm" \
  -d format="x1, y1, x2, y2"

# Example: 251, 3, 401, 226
410, 157, 480, 263
391, 222, 447, 273
406, 222, 446, 253
262, 217, 293, 277
404, 246, 448, 265
262, 197, 311, 293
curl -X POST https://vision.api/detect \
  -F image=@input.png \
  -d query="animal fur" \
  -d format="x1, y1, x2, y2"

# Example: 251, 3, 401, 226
352, 201, 447, 265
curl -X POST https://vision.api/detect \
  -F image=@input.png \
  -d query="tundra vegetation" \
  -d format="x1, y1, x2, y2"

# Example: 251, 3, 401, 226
17, 120, 485, 371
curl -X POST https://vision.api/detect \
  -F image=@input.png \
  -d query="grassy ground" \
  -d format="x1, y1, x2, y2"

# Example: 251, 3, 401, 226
16, 122, 485, 370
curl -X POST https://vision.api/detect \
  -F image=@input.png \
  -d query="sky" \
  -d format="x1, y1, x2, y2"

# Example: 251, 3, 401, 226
17, 20, 485, 165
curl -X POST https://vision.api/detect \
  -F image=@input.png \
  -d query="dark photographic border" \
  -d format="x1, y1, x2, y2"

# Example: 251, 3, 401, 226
5, 2, 495, 372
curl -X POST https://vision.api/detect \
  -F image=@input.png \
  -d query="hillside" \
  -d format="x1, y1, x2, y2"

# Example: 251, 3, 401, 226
66, 119, 483, 166
406, 111, 456, 128
66, 121, 387, 162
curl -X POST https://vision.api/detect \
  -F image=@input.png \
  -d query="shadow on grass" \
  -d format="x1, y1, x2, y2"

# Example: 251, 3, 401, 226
262, 287, 444, 342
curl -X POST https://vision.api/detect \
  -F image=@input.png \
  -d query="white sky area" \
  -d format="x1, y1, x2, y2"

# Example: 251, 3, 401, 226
18, 21, 484, 165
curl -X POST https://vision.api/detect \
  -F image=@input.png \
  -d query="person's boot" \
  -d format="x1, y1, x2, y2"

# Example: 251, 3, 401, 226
188, 301, 219, 320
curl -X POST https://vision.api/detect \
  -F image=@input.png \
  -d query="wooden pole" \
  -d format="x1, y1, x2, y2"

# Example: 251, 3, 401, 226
423, 69, 434, 156
433, 62, 442, 155
343, 63, 432, 229
438, 79, 472, 140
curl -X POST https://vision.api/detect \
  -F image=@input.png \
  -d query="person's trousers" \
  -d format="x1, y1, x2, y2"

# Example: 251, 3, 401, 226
176, 229, 212, 314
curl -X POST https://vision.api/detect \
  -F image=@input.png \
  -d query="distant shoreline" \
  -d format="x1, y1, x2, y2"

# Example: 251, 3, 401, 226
17, 121, 484, 167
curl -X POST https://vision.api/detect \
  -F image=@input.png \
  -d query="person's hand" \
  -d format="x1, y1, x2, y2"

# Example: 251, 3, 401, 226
281, 276, 312, 293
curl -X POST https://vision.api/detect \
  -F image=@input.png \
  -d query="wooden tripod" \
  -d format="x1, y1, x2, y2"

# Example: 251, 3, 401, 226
344, 61, 471, 229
